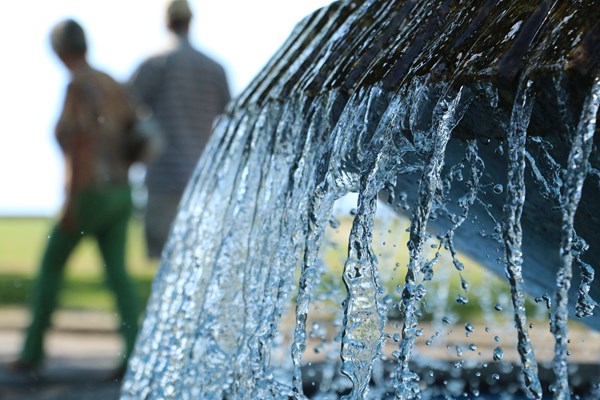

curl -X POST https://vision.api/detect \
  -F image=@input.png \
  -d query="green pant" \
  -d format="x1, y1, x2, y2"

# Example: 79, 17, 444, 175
21, 185, 139, 367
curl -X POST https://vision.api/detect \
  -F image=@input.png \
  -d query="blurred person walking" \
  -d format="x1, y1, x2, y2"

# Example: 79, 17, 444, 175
9, 19, 140, 379
128, 0, 231, 259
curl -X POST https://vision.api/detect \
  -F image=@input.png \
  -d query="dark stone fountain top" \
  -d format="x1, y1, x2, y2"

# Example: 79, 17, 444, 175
236, 0, 599, 139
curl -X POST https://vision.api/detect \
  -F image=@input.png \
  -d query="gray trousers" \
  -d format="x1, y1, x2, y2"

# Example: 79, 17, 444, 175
144, 192, 181, 258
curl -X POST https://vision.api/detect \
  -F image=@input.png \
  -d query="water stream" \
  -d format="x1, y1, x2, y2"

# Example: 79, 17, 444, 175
121, 1, 599, 399
502, 79, 542, 399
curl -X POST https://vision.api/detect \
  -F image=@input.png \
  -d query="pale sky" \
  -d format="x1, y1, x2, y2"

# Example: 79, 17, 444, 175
0, 0, 333, 215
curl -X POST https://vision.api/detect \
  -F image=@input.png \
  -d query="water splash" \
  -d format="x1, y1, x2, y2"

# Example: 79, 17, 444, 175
121, 1, 600, 399
502, 78, 542, 399
395, 88, 471, 400
551, 77, 600, 400
339, 88, 406, 399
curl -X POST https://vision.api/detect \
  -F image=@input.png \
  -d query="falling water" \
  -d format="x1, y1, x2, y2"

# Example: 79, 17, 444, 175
502, 79, 542, 399
551, 77, 600, 400
395, 88, 471, 400
122, 1, 599, 399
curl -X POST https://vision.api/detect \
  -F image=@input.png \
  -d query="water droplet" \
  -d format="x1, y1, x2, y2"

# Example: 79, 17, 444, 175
456, 294, 469, 304
494, 303, 503, 311
329, 216, 340, 229
469, 344, 477, 351
534, 293, 552, 309
492, 347, 504, 361
493, 184, 504, 194
465, 323, 475, 333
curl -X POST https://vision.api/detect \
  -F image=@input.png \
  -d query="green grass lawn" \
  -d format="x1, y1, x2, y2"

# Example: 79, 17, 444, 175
0, 216, 158, 312
0, 213, 535, 325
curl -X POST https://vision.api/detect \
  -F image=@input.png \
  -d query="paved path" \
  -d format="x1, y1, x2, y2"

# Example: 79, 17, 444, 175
0, 307, 123, 400
2, 307, 599, 399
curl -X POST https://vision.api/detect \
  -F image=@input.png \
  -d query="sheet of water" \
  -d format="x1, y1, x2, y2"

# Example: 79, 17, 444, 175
121, 1, 599, 399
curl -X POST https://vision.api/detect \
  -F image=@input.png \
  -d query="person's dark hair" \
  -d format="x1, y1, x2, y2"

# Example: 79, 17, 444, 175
50, 19, 87, 56
166, 0, 192, 35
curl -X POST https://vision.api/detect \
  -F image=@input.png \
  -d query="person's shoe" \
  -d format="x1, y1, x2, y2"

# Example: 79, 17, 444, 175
5, 359, 41, 380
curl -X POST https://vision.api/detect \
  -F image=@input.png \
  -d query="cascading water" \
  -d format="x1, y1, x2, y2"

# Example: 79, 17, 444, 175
551, 76, 600, 400
121, 1, 599, 399
502, 79, 542, 399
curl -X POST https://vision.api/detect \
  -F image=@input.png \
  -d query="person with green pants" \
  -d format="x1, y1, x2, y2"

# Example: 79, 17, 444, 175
10, 19, 140, 379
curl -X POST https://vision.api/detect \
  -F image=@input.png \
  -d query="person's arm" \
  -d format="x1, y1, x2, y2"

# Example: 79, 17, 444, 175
55, 82, 88, 230
55, 82, 80, 152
